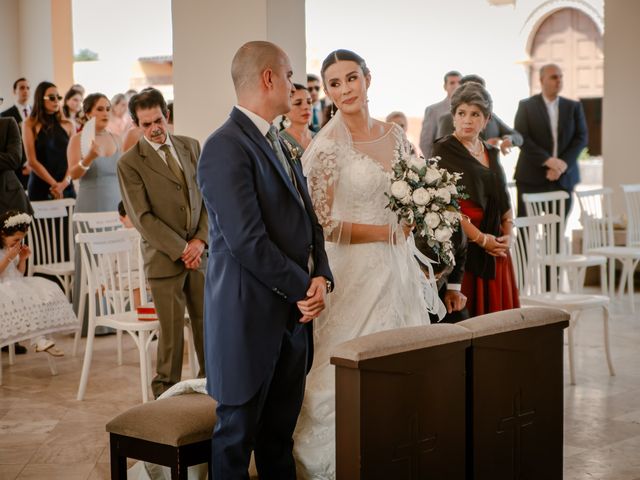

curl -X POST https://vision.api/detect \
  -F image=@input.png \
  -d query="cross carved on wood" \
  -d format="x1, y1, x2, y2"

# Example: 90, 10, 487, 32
496, 389, 536, 479
391, 413, 437, 479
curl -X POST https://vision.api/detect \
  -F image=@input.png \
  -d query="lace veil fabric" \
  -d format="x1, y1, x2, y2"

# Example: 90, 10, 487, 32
302, 110, 445, 327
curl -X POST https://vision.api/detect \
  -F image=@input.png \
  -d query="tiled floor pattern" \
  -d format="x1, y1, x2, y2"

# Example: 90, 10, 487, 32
1, 294, 639, 479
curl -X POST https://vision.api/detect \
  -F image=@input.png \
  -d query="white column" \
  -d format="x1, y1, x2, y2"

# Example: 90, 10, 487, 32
603, 0, 640, 213
0, 0, 20, 97
0, 0, 73, 96
171, 0, 307, 144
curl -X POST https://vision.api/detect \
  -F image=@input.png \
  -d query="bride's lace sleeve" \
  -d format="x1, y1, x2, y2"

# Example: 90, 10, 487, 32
304, 140, 351, 244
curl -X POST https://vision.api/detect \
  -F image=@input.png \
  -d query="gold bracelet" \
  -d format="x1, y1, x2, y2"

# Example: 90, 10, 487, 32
480, 234, 488, 248
471, 231, 483, 243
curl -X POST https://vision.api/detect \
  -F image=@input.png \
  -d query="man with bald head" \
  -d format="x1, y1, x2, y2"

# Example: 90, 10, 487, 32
514, 64, 588, 217
198, 41, 333, 479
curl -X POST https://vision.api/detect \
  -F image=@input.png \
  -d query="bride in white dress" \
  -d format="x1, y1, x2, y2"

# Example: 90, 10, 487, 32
293, 50, 443, 479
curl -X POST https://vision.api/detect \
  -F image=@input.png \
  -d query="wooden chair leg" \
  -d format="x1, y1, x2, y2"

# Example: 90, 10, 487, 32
110, 439, 127, 480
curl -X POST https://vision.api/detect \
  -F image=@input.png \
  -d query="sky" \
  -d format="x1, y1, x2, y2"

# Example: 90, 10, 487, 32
72, 0, 532, 123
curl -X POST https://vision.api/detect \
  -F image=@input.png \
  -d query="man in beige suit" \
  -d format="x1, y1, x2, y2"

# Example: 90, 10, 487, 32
117, 88, 207, 398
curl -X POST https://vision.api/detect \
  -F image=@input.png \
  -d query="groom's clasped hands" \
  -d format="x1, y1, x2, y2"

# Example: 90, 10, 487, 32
297, 276, 328, 323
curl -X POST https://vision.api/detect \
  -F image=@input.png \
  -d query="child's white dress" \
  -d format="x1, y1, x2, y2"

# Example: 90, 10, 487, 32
0, 248, 78, 347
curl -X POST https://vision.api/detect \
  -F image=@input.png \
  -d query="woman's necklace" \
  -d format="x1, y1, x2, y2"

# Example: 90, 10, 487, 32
454, 133, 484, 159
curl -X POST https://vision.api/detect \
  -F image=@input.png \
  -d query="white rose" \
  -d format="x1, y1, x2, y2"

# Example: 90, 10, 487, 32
435, 226, 453, 242
447, 183, 458, 195
425, 212, 440, 229
424, 167, 441, 185
436, 188, 451, 203
417, 206, 426, 214
407, 170, 420, 182
390, 180, 411, 199
412, 187, 431, 206
443, 210, 460, 224
408, 154, 427, 171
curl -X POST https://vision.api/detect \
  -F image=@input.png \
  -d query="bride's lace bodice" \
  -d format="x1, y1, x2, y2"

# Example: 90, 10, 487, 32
305, 125, 407, 241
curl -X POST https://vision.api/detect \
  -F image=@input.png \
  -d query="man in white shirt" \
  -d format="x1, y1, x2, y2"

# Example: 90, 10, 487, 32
1, 78, 32, 188
307, 73, 327, 132
419, 70, 461, 159
514, 64, 588, 217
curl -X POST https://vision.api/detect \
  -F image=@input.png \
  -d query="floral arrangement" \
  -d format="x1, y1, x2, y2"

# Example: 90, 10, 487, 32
386, 151, 465, 266
2, 213, 32, 230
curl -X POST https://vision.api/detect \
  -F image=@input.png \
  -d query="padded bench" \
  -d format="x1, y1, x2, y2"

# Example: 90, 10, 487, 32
106, 393, 216, 479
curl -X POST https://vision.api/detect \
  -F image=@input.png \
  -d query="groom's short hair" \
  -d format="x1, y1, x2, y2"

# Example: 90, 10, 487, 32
231, 41, 285, 94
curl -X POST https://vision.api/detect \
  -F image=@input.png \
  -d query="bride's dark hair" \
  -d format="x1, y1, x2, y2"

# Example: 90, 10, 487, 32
320, 50, 370, 82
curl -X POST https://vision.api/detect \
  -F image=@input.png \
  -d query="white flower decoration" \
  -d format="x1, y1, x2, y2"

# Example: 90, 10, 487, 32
425, 212, 440, 229
3, 213, 32, 229
424, 167, 441, 185
390, 180, 411, 200
412, 188, 431, 206
435, 226, 453, 242
436, 188, 451, 203
408, 154, 427, 171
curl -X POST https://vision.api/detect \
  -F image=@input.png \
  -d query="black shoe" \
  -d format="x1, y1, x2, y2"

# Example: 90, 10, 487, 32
1, 343, 27, 354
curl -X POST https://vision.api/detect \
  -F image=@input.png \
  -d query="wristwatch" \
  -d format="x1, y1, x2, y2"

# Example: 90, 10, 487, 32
325, 278, 333, 293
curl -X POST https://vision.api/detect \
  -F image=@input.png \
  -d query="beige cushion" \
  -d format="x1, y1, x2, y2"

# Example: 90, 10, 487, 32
457, 307, 570, 338
106, 393, 217, 447
330, 323, 472, 367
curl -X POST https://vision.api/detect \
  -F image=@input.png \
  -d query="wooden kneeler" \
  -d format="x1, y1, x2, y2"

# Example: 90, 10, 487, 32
106, 393, 216, 479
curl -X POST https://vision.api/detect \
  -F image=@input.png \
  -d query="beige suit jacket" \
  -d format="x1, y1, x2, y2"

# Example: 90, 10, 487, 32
117, 134, 208, 279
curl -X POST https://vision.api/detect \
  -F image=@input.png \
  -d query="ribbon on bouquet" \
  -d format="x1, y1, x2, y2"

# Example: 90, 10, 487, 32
406, 234, 447, 321
388, 222, 446, 322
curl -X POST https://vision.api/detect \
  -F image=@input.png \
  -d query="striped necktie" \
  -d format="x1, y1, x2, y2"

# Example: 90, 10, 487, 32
266, 126, 294, 180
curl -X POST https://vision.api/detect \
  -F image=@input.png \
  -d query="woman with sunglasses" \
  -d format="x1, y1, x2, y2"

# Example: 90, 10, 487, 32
22, 81, 75, 201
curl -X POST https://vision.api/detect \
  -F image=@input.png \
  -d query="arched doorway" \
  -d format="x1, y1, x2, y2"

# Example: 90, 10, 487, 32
529, 7, 603, 154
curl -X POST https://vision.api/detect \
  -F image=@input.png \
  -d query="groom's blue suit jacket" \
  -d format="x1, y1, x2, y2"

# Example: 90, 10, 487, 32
197, 107, 333, 406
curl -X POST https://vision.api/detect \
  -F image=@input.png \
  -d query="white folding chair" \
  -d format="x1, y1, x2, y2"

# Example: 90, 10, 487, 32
621, 184, 640, 248
72, 212, 123, 356
513, 215, 614, 385
76, 230, 159, 403
576, 188, 640, 312
523, 191, 607, 294
26, 199, 76, 299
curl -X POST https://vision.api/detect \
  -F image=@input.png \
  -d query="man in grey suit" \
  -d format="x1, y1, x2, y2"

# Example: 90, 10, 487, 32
437, 74, 523, 155
419, 70, 461, 158
117, 88, 207, 398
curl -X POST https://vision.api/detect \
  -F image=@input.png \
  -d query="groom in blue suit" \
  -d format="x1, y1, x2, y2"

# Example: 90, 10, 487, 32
197, 41, 333, 479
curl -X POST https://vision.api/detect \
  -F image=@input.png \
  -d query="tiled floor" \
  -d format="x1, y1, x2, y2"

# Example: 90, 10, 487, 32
1, 292, 639, 479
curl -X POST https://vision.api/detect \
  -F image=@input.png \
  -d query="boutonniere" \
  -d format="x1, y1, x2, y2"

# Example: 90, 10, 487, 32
281, 136, 302, 165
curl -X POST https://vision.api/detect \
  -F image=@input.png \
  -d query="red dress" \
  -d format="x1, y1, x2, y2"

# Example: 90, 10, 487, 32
459, 199, 520, 316
434, 135, 520, 317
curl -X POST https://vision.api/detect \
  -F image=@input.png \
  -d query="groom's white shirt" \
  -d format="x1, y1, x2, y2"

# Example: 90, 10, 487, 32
236, 105, 271, 137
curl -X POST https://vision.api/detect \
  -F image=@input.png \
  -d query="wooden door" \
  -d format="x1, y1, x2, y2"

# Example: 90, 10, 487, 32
529, 8, 603, 100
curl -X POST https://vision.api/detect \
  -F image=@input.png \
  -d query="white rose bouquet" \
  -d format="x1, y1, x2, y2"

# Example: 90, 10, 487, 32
386, 150, 466, 267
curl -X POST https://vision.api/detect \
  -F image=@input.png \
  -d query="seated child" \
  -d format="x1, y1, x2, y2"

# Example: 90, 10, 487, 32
0, 211, 77, 356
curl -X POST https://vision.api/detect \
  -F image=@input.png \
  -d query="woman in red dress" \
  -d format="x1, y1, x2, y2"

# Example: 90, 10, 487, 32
433, 81, 519, 316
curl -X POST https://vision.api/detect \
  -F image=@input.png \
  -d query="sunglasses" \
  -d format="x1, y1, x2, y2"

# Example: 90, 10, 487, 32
43, 94, 63, 102
308, 86, 321, 92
